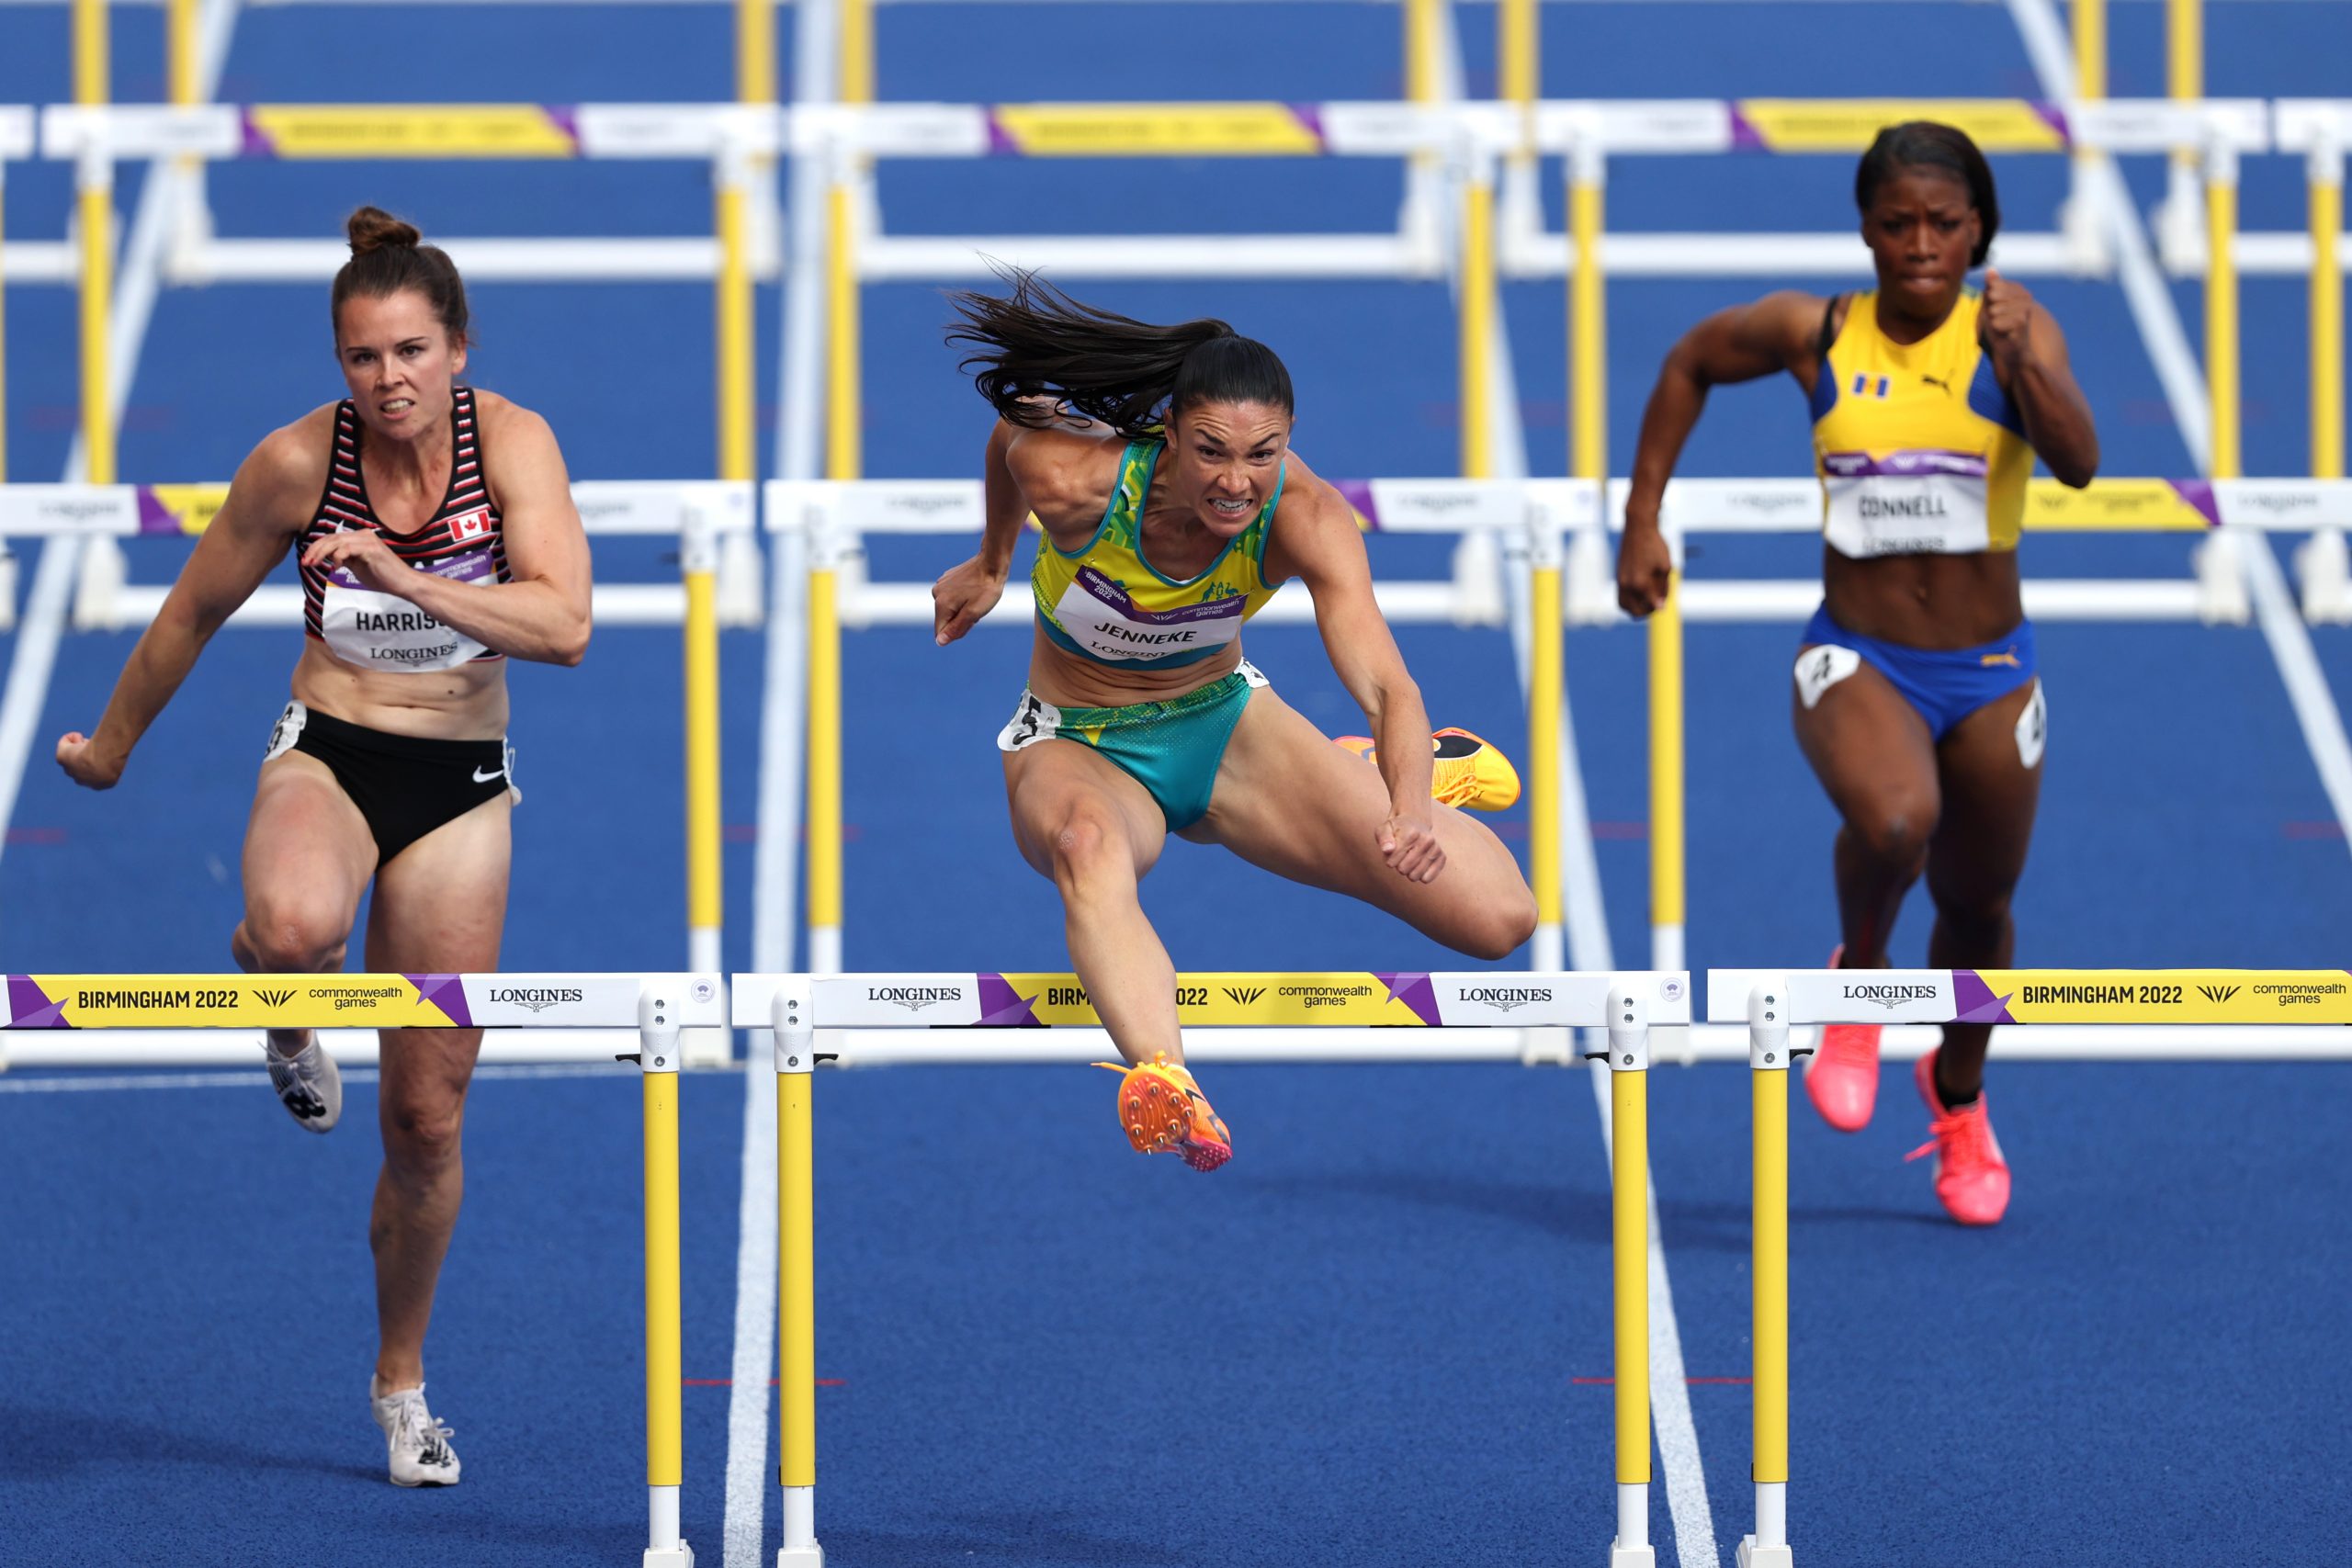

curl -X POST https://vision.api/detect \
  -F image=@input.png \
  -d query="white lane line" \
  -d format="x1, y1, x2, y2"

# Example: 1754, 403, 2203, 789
723, 1048, 779, 1568
2007, 0, 2352, 858
1435, 0, 1717, 1558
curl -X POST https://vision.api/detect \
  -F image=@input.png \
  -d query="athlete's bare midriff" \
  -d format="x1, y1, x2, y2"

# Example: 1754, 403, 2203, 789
289, 639, 511, 739
1821, 547, 2024, 649
1023, 622, 1244, 709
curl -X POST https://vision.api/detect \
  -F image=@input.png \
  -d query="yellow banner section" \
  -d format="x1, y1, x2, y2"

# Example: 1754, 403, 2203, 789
991, 104, 1322, 157
145, 483, 230, 535
1738, 99, 2067, 152
247, 106, 579, 159
15, 975, 463, 1030
1000, 973, 1434, 1027
2023, 479, 2214, 531
1984, 969, 2352, 1024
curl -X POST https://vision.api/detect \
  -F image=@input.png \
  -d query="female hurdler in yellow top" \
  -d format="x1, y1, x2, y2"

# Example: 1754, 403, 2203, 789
936, 271, 1540, 1170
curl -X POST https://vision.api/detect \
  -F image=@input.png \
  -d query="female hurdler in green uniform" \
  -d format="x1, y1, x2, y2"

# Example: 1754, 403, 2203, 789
933, 274, 1534, 1171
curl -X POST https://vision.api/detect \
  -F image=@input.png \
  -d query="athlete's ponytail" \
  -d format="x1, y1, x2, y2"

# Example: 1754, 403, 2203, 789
945, 266, 1293, 438
332, 205, 472, 346
1856, 122, 2001, 268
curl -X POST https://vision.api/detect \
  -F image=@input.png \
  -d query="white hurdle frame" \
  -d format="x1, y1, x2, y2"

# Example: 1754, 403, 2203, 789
734, 967, 1692, 1568
0, 969, 728, 1568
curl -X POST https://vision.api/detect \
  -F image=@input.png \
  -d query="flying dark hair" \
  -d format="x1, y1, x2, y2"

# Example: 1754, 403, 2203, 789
332, 205, 471, 346
944, 266, 1294, 439
1855, 121, 2000, 268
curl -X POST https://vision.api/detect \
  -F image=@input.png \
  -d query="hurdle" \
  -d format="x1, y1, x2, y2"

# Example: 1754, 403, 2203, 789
1705, 964, 2352, 1568
0, 968, 726, 1568
734, 967, 1692, 1568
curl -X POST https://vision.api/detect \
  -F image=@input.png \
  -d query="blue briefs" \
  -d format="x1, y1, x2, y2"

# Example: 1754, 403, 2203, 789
1799, 604, 2037, 740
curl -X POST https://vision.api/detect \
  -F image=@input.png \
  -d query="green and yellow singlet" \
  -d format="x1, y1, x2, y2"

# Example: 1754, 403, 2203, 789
1031, 438, 1284, 669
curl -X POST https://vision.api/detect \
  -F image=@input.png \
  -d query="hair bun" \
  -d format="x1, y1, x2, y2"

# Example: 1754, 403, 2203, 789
345, 205, 421, 255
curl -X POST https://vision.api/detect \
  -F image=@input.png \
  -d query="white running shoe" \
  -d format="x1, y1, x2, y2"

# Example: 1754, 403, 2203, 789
371, 1381, 461, 1487
264, 1032, 341, 1134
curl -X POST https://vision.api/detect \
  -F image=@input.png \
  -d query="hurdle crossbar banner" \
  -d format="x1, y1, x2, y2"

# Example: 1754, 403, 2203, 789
733, 969, 1691, 1030
0, 971, 718, 1567
752, 969, 1682, 1568
1705, 967, 2352, 1026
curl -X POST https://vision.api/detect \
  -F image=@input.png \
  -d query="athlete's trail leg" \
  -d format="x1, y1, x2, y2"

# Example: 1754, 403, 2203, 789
1004, 739, 1178, 1065
1792, 655, 1940, 968
362, 794, 511, 1391
231, 751, 377, 1057
1924, 679, 2043, 1100
1186, 689, 1536, 956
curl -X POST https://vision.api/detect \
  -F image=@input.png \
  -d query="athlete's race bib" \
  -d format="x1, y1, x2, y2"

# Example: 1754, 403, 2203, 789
1050, 566, 1246, 664
1820, 449, 1994, 558
320, 547, 493, 672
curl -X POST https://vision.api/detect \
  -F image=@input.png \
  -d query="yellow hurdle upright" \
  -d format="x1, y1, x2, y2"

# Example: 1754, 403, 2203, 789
1739, 982, 1798, 1568
773, 982, 824, 1567
639, 987, 695, 1568
1596, 982, 1654, 1568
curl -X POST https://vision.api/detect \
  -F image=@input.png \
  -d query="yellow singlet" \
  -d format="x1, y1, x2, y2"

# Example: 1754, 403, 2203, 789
1030, 438, 1284, 669
1809, 289, 2031, 558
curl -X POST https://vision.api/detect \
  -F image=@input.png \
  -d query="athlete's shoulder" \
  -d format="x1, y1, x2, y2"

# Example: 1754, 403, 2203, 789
467, 388, 557, 448
1004, 420, 1127, 528
242, 404, 337, 499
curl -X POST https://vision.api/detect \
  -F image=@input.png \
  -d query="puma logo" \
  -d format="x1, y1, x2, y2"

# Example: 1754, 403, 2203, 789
1921, 374, 1952, 394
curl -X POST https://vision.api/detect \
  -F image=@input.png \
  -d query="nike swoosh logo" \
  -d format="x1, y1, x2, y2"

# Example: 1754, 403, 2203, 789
472, 766, 506, 784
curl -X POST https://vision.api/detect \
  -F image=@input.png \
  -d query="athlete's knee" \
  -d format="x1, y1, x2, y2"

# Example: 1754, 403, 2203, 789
1459, 885, 1540, 961
1847, 799, 1938, 873
236, 903, 349, 974
1933, 886, 2015, 951
382, 1099, 465, 1174
1046, 806, 1133, 892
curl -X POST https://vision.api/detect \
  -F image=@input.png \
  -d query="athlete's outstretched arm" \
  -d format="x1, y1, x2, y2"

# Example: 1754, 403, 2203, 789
301, 400, 592, 665
933, 418, 1114, 644
1273, 460, 1444, 884
56, 423, 318, 788
1978, 271, 2098, 488
1618, 290, 1827, 616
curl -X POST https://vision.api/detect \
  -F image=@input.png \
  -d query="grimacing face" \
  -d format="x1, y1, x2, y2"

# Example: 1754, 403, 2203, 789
1861, 165, 1982, 320
1165, 400, 1293, 537
334, 288, 467, 444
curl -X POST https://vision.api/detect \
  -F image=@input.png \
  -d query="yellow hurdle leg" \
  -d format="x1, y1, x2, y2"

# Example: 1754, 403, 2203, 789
1601, 982, 1654, 1568
775, 983, 823, 1567
1740, 983, 1795, 1568
639, 988, 691, 1567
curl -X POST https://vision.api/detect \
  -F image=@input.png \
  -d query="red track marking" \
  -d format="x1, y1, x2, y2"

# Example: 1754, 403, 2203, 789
1590, 822, 1649, 840
4, 828, 65, 846
1572, 1376, 1750, 1385
2285, 821, 2346, 840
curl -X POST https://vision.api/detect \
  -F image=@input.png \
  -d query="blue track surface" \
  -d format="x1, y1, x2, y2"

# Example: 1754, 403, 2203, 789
4, 2, 2351, 1563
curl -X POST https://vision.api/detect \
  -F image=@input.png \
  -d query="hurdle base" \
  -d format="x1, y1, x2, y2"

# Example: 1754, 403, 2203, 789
776, 1545, 824, 1566
644, 1543, 695, 1568
1608, 1541, 1655, 1568
1737, 1536, 1792, 1568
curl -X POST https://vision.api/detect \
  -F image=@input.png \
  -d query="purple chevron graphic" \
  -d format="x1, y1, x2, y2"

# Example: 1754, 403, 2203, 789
1374, 972, 1442, 1025
978, 974, 1043, 1027
2169, 479, 2222, 527
6, 976, 67, 1029
406, 974, 472, 1028
1952, 970, 2015, 1024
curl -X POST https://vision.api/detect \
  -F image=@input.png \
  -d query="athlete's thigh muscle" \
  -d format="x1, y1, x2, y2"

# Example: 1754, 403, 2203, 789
1189, 686, 1529, 927
1001, 738, 1169, 882
1791, 647, 1941, 830
243, 750, 377, 940
365, 792, 513, 976
1928, 677, 2043, 903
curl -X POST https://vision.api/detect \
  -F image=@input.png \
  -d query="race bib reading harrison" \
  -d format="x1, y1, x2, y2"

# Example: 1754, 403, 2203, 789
319, 546, 494, 672
1819, 449, 1994, 558
1050, 566, 1247, 663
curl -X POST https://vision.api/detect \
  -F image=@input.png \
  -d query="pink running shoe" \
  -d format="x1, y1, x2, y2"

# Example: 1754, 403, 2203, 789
1804, 945, 1881, 1132
1905, 1046, 2011, 1226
